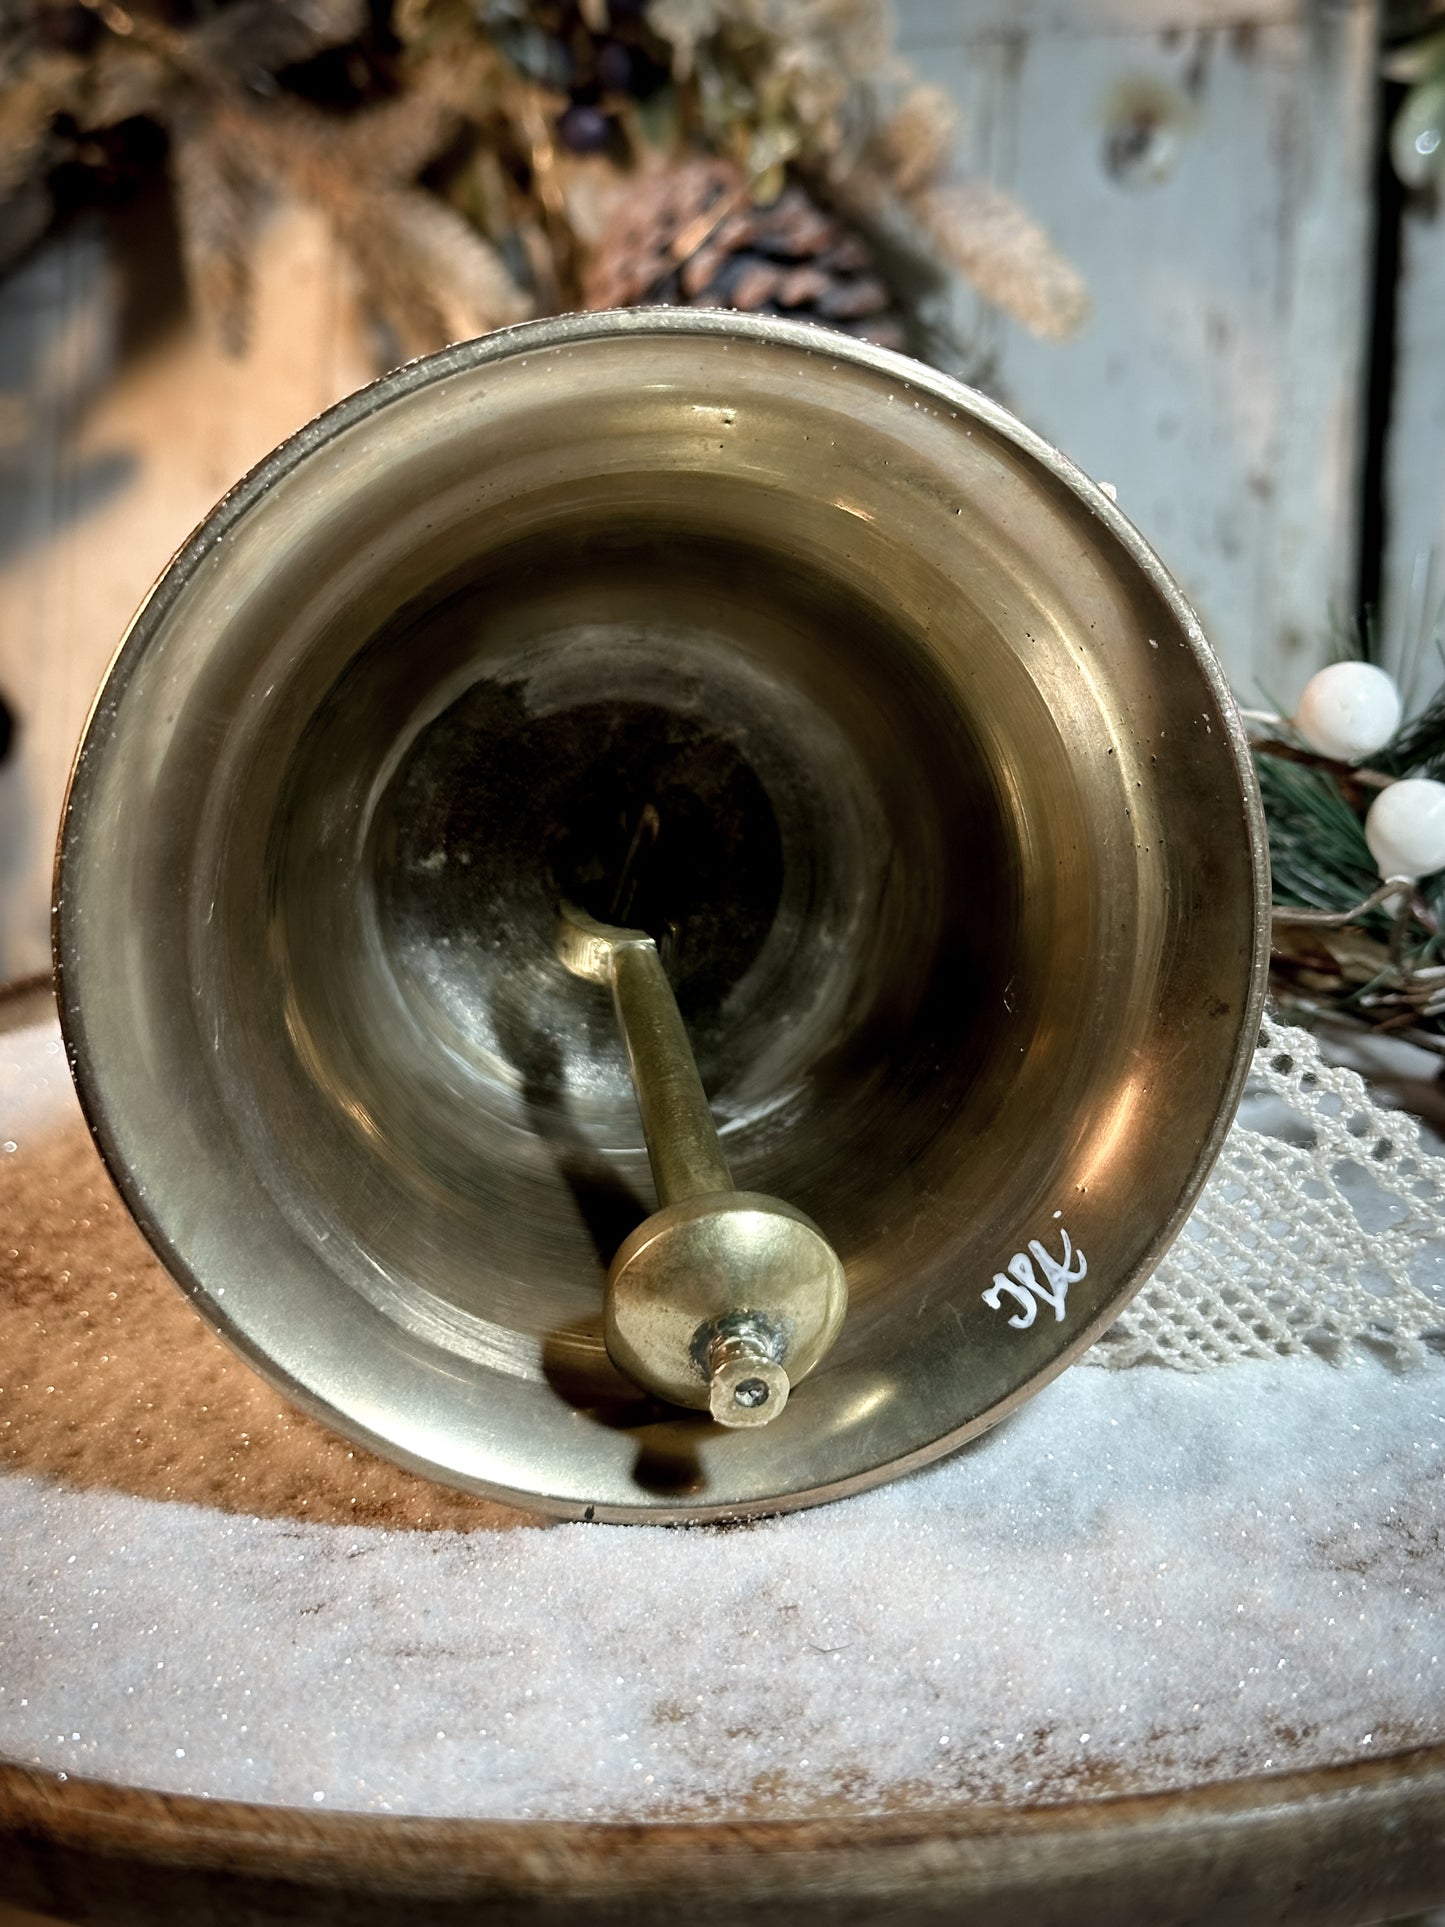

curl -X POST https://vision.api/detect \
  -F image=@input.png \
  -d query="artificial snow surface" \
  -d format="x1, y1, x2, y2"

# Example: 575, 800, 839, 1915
3, 1357, 1444, 1818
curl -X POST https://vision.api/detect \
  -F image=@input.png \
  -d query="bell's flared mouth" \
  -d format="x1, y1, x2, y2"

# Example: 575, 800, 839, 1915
54, 311, 1268, 1521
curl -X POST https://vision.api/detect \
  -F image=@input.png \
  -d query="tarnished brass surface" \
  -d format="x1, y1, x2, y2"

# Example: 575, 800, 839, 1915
54, 310, 1269, 1521
556, 903, 847, 1424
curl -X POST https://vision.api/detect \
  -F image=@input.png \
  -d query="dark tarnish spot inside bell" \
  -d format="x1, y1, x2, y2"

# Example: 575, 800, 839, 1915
386, 689, 786, 1034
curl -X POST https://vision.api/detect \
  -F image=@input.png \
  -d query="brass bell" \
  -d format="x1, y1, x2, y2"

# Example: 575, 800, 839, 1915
54, 311, 1268, 1522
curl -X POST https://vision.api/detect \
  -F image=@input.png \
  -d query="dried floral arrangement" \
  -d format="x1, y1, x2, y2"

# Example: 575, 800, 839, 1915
1253, 659, 1445, 1054
0, 0, 1088, 365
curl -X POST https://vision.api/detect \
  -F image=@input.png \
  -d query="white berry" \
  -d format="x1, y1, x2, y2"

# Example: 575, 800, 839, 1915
1295, 662, 1402, 761
1365, 778, 1445, 880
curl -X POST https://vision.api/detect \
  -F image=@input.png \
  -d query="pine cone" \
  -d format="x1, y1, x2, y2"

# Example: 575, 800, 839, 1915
581, 155, 905, 350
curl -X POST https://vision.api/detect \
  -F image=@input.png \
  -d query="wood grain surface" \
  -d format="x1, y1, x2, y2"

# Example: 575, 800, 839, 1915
4, 1745, 1445, 1925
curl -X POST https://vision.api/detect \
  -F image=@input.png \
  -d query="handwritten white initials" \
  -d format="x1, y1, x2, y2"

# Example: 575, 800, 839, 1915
981, 1228, 1087, 1329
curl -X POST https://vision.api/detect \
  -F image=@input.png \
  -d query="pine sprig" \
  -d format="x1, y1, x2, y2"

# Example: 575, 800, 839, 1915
1256, 752, 1381, 916
1373, 684, 1445, 782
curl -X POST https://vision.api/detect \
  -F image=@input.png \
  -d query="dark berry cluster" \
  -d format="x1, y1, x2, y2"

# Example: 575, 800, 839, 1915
500, 0, 671, 155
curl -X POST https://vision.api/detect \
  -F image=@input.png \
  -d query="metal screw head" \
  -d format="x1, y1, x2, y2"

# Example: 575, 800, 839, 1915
709, 1358, 790, 1427
703, 1320, 792, 1428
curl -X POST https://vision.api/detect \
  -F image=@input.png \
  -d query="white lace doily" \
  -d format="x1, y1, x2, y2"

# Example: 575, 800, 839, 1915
1094, 1013, 1445, 1371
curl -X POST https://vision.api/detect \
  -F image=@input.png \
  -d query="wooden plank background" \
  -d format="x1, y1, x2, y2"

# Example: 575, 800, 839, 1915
0, 205, 373, 978
1381, 184, 1445, 711
0, 0, 1399, 981
898, 0, 1378, 699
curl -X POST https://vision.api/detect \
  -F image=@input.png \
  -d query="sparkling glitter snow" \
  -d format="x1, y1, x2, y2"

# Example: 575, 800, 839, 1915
2, 1013, 1444, 1821
2, 1357, 1444, 1820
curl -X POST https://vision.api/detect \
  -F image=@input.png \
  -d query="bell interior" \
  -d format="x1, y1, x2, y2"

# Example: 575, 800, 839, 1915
273, 523, 1013, 1353
57, 316, 1265, 1518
